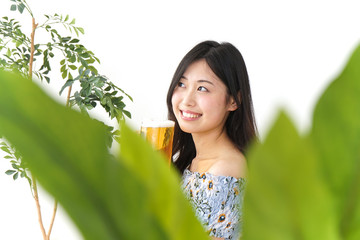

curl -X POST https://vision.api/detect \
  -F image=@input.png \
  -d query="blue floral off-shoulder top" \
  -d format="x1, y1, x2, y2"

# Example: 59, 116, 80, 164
182, 169, 246, 240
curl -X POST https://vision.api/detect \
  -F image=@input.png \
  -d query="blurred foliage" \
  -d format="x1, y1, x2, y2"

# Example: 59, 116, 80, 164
243, 43, 360, 240
0, 70, 208, 240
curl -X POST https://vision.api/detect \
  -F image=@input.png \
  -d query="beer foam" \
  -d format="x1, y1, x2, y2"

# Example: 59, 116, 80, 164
141, 119, 175, 128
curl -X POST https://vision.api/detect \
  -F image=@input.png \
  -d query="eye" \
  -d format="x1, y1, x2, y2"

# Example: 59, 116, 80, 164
177, 81, 185, 88
198, 86, 208, 92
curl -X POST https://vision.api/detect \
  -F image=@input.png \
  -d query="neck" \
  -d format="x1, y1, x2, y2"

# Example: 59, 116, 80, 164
191, 128, 232, 161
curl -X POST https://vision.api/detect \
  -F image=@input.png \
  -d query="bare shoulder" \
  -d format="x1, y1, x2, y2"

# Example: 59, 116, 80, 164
208, 151, 247, 179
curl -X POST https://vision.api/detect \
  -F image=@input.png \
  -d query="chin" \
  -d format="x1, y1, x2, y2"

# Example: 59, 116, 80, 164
177, 123, 200, 134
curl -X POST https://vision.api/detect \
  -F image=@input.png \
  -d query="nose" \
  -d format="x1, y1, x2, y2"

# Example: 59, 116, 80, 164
182, 88, 196, 107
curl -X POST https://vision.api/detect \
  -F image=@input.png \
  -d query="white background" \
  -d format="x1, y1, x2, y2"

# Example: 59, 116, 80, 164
0, 0, 359, 239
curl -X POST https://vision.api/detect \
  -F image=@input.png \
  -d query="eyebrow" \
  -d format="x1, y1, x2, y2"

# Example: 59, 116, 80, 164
181, 76, 214, 86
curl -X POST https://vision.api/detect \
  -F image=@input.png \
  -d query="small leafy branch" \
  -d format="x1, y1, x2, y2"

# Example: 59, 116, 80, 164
9, 0, 30, 15
0, 1, 132, 240
1, 141, 31, 185
61, 68, 133, 121
0, 5, 132, 121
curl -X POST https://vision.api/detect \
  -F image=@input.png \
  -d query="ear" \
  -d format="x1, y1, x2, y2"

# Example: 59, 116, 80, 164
227, 92, 241, 111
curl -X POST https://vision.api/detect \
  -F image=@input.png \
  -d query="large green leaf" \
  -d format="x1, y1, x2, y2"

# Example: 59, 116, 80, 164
243, 112, 339, 240
310, 44, 360, 239
118, 123, 207, 239
243, 43, 360, 240
0, 70, 208, 240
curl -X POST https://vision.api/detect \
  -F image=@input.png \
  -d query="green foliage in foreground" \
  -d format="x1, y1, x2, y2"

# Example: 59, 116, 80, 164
0, 70, 207, 240
0, 43, 359, 239
244, 43, 360, 240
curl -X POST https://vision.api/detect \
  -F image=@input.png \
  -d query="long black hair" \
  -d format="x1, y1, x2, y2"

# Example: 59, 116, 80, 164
167, 40, 257, 173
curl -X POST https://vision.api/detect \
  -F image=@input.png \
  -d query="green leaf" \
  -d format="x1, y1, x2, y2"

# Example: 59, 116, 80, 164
310, 44, 360, 239
244, 112, 338, 240
118, 122, 207, 239
1, 146, 11, 154
79, 58, 88, 67
69, 65, 77, 70
77, 27, 85, 34
69, 39, 80, 44
243, 44, 360, 240
73, 27, 79, 37
122, 110, 131, 119
62, 69, 68, 79
81, 52, 90, 58
61, 37, 71, 43
88, 66, 98, 75
13, 172, 19, 180
11, 163, 19, 170
60, 59, 65, 65
5, 170, 16, 175
60, 64, 66, 72
70, 18, 76, 25
94, 56, 100, 64
15, 40, 22, 48
94, 88, 103, 99
10, 4, 17, 11
59, 79, 75, 95
64, 14, 69, 22
6, 48, 11, 57
100, 97, 107, 105
0, 69, 208, 240
18, 3, 25, 13
69, 55, 76, 63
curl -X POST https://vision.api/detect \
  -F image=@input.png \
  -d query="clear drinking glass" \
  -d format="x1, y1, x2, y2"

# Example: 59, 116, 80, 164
140, 119, 175, 166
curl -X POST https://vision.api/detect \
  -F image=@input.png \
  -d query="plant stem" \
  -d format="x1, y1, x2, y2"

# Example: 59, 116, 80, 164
32, 175, 47, 240
29, 17, 38, 80
66, 85, 73, 107
22, 0, 34, 17
28, 16, 56, 240
46, 200, 58, 240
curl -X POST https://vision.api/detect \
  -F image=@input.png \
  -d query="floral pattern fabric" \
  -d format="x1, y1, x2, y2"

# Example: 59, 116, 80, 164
182, 169, 246, 240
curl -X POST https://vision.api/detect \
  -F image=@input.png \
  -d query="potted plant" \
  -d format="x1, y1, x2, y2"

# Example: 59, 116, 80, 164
0, 1, 132, 239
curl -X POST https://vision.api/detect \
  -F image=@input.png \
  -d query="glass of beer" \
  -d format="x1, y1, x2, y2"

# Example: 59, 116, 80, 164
140, 119, 175, 166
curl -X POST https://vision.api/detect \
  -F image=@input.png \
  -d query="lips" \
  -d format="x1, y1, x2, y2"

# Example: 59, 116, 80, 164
180, 110, 202, 120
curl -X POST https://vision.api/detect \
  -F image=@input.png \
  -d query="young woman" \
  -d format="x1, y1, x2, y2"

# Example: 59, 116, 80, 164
167, 40, 257, 239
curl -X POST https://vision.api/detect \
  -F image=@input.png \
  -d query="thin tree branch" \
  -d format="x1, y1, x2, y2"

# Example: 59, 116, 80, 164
29, 17, 38, 80
28, 16, 48, 240
46, 200, 58, 240
66, 85, 73, 107
31, 175, 47, 240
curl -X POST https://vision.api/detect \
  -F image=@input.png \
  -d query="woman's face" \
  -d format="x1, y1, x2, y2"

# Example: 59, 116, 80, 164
171, 59, 237, 135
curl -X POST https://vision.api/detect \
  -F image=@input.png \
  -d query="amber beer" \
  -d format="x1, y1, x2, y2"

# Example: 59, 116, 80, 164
140, 120, 175, 165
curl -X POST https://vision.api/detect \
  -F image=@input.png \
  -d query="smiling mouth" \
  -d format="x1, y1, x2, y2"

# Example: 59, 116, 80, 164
180, 110, 202, 119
